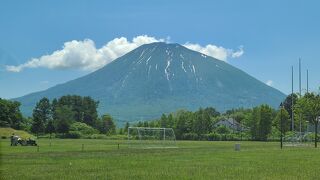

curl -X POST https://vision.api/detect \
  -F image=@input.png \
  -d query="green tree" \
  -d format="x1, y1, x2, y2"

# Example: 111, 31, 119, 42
100, 114, 116, 135
283, 93, 298, 130
31, 97, 51, 136
193, 108, 212, 135
167, 114, 174, 128
45, 120, 55, 138
0, 98, 23, 129
296, 93, 320, 147
248, 107, 260, 140
143, 121, 149, 127
273, 108, 290, 135
20, 117, 33, 132
216, 125, 230, 134
258, 105, 274, 141
175, 110, 189, 139
160, 114, 167, 128
55, 95, 99, 127
204, 107, 220, 117
55, 105, 74, 134
137, 121, 143, 127
51, 98, 58, 121
124, 122, 130, 133
82, 96, 99, 127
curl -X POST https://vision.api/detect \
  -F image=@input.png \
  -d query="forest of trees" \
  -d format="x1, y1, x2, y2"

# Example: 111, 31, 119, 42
0, 98, 24, 129
130, 92, 320, 143
1, 95, 116, 138
1, 92, 319, 143
130, 105, 274, 141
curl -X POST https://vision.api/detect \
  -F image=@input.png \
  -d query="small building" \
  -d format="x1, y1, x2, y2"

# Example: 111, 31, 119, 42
214, 118, 244, 132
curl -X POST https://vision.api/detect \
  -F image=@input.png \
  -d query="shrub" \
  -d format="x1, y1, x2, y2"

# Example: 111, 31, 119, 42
182, 133, 199, 140
70, 122, 98, 135
87, 134, 107, 139
215, 126, 231, 134
65, 131, 82, 139
208, 133, 221, 141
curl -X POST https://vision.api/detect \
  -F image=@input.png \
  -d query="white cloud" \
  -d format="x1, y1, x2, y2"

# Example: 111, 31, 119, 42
266, 80, 273, 86
231, 46, 244, 58
183, 43, 244, 61
6, 35, 243, 72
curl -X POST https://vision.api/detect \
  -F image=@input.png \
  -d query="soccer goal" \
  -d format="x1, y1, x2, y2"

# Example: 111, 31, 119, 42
127, 127, 177, 148
283, 132, 314, 147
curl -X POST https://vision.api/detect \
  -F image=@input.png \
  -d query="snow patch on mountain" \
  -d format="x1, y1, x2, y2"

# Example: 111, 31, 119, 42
146, 56, 152, 65
181, 61, 187, 73
165, 60, 171, 81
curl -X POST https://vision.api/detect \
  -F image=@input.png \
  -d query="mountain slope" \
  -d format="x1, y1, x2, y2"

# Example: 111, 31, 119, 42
15, 42, 285, 123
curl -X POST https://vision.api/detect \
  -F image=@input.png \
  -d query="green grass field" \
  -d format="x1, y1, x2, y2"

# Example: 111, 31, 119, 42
1, 139, 319, 179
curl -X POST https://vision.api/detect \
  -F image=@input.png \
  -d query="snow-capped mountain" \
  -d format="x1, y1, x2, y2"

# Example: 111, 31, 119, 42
15, 42, 285, 123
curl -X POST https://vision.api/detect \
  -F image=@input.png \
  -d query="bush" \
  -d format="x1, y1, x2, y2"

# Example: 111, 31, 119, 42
56, 131, 82, 139
215, 126, 231, 134
66, 131, 82, 139
87, 134, 107, 139
182, 133, 199, 140
208, 133, 222, 141
70, 122, 98, 135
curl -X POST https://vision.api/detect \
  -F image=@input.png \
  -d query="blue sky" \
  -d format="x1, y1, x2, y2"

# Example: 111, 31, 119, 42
0, 0, 319, 99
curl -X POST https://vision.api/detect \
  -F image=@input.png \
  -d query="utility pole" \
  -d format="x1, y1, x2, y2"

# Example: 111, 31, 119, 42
299, 58, 301, 97
299, 58, 302, 139
291, 66, 294, 131
306, 69, 309, 94
280, 103, 283, 149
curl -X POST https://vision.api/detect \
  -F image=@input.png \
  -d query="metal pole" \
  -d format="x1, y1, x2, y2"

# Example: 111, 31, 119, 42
291, 66, 294, 131
306, 69, 309, 93
127, 127, 130, 142
280, 104, 283, 149
299, 59, 302, 139
299, 58, 301, 97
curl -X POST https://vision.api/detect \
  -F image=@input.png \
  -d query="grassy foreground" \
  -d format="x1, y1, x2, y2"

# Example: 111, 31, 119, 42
0, 139, 319, 180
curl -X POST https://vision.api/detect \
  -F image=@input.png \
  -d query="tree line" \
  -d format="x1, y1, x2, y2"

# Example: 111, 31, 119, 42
1, 95, 116, 138
1, 92, 319, 144
131, 105, 276, 141
131, 92, 319, 144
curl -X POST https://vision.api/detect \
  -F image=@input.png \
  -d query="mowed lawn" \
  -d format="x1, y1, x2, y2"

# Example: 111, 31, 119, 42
0, 139, 319, 180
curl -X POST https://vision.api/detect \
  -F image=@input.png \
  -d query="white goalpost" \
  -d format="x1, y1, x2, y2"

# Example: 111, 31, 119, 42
283, 132, 314, 147
127, 127, 177, 148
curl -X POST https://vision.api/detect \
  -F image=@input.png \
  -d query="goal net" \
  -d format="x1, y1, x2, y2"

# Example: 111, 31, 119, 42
127, 127, 176, 148
283, 131, 314, 147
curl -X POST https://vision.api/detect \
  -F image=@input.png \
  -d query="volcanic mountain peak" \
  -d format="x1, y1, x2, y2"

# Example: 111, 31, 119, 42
15, 42, 285, 123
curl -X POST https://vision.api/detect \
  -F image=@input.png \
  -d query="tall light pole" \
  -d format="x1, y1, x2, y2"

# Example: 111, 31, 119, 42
316, 116, 320, 148
299, 59, 302, 139
280, 102, 283, 149
306, 69, 309, 94
291, 66, 294, 131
